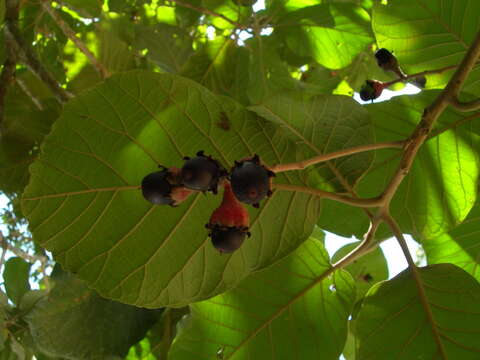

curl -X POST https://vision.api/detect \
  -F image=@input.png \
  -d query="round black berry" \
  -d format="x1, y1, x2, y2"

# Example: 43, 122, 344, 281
141, 170, 175, 205
375, 48, 396, 67
181, 151, 226, 193
230, 155, 274, 207
209, 225, 249, 253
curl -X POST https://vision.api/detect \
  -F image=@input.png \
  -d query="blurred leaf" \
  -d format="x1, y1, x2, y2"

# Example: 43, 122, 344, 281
358, 92, 479, 239
134, 24, 193, 73
246, 36, 299, 104
332, 242, 388, 300
181, 37, 239, 95
250, 93, 374, 190
145, 308, 188, 359
423, 200, 480, 282
202, 0, 251, 29
19, 290, 47, 313
3, 258, 31, 306
373, 0, 480, 94
26, 273, 159, 359
356, 264, 480, 359
22, 71, 322, 307
9, 337, 25, 360
169, 238, 356, 359
275, 4, 373, 69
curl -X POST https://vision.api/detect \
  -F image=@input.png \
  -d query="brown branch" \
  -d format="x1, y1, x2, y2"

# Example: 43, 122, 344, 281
40, 0, 109, 79
270, 141, 404, 173
16, 78, 44, 110
4, 1, 72, 104
0, 0, 19, 132
448, 97, 480, 112
273, 183, 383, 208
332, 215, 382, 269
381, 29, 480, 207
383, 214, 448, 359
167, 0, 246, 29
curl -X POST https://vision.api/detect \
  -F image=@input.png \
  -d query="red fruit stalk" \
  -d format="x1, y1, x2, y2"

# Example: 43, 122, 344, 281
206, 182, 250, 253
209, 182, 249, 229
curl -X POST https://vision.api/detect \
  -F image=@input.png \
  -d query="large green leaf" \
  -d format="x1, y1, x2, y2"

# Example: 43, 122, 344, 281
373, 0, 480, 94
275, 4, 373, 69
22, 71, 322, 307
169, 238, 356, 360
332, 242, 388, 300
250, 93, 374, 190
423, 200, 480, 282
3, 257, 31, 306
26, 272, 158, 359
358, 92, 479, 239
356, 264, 480, 359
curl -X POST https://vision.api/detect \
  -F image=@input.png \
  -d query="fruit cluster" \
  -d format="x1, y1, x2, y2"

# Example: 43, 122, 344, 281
141, 152, 275, 254
359, 48, 427, 101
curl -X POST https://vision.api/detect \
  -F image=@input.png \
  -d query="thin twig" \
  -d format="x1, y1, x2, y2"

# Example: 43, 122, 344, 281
16, 78, 44, 110
383, 214, 448, 359
273, 183, 383, 208
428, 112, 480, 139
40, 0, 109, 79
270, 141, 404, 173
167, 0, 246, 29
0, 232, 7, 275
448, 97, 480, 112
383, 63, 462, 88
4, 0, 72, 104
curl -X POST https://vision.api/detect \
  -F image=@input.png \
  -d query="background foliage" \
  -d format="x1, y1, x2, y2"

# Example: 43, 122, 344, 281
0, 0, 480, 359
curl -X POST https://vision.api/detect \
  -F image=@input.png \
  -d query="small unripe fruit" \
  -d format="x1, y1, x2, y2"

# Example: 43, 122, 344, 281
141, 167, 192, 206
181, 151, 227, 193
230, 155, 274, 208
206, 182, 250, 253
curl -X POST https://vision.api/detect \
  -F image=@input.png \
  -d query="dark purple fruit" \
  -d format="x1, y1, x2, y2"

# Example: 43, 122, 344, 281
208, 225, 250, 254
375, 48, 397, 68
374, 48, 406, 78
141, 167, 192, 206
359, 80, 384, 101
181, 151, 227, 193
230, 155, 274, 208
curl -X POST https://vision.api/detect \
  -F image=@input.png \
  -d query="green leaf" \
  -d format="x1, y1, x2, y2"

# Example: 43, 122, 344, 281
22, 71, 322, 307
246, 36, 300, 104
134, 24, 193, 73
275, 4, 373, 69
423, 200, 480, 282
3, 258, 31, 305
358, 92, 479, 239
26, 273, 159, 359
332, 242, 388, 300
373, 0, 480, 93
19, 290, 47, 313
202, 0, 251, 29
250, 93, 374, 190
169, 238, 356, 359
356, 264, 480, 359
